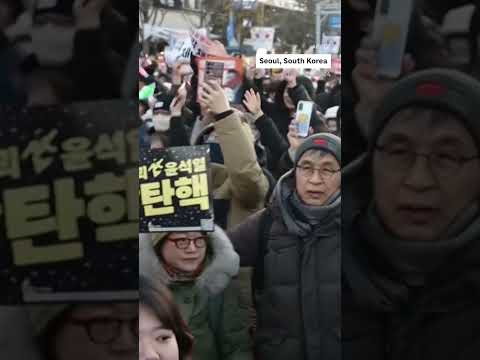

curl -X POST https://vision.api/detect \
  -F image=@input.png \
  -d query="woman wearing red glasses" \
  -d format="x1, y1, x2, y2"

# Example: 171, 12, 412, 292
140, 227, 253, 360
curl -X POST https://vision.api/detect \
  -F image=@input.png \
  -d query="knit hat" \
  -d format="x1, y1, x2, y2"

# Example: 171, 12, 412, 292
294, 133, 341, 165
369, 68, 480, 151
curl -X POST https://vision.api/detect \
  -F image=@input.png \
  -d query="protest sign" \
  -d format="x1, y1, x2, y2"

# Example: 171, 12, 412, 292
319, 34, 341, 54
332, 55, 341, 74
139, 145, 214, 233
0, 100, 139, 304
164, 31, 193, 67
249, 27, 275, 50
191, 29, 211, 56
197, 56, 245, 104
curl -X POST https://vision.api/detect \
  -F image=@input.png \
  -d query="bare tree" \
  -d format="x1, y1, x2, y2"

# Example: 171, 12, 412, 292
140, 0, 168, 52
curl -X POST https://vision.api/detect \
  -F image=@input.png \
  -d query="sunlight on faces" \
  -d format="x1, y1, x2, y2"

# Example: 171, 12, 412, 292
53, 303, 138, 360
160, 232, 207, 272
373, 107, 480, 241
139, 304, 179, 360
295, 150, 341, 206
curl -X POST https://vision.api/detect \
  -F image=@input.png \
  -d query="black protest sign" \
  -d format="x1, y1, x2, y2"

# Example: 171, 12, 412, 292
0, 100, 139, 304
139, 145, 214, 232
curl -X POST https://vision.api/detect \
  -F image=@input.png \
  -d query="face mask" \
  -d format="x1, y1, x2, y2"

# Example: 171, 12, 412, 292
31, 23, 75, 66
153, 112, 171, 132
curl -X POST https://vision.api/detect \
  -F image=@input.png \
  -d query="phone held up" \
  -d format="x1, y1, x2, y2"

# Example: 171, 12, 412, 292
295, 101, 314, 138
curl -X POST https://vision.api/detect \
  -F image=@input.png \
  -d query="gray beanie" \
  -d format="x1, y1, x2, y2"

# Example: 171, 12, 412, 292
294, 133, 341, 165
370, 68, 480, 150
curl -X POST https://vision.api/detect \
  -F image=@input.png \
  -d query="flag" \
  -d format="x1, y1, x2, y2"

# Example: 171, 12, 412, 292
139, 83, 156, 101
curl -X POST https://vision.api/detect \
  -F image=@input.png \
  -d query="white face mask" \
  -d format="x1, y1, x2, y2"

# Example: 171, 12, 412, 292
153, 112, 171, 132
31, 23, 76, 66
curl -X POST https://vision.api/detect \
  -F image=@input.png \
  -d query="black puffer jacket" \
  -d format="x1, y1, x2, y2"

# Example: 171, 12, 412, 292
229, 170, 341, 360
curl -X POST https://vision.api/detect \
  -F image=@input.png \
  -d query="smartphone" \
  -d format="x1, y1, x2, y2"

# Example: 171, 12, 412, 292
295, 101, 314, 138
205, 61, 224, 85
373, 0, 414, 78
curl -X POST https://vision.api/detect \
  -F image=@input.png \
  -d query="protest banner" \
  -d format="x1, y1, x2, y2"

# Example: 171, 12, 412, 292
332, 55, 341, 74
164, 31, 193, 67
190, 29, 211, 56
196, 56, 245, 104
139, 145, 214, 233
249, 27, 275, 50
0, 100, 139, 304
319, 34, 341, 54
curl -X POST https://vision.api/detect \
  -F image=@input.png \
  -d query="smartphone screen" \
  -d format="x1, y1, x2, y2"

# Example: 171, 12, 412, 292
205, 61, 225, 85
374, 0, 414, 78
295, 101, 314, 138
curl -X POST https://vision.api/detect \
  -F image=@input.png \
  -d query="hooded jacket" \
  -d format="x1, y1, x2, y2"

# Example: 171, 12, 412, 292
140, 227, 253, 360
229, 169, 341, 360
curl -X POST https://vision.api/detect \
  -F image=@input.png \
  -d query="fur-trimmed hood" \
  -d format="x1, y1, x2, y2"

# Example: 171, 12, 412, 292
139, 227, 239, 296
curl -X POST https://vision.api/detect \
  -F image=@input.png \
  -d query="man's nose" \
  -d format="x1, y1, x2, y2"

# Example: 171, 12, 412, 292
403, 155, 436, 191
309, 170, 324, 184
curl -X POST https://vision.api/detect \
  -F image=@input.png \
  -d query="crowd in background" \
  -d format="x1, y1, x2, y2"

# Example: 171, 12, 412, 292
139, 33, 342, 360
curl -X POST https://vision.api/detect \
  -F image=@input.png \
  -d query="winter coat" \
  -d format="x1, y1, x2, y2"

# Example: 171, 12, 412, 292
342, 154, 480, 360
229, 170, 341, 360
140, 227, 254, 360
192, 111, 270, 229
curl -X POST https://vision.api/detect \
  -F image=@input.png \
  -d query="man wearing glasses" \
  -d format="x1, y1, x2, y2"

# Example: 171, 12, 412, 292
342, 69, 480, 359
229, 133, 342, 360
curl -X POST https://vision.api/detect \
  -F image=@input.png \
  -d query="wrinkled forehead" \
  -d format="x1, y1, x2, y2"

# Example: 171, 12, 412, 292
377, 106, 478, 151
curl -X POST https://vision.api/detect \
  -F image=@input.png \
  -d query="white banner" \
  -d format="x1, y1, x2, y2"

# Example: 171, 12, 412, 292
164, 32, 193, 67
319, 35, 341, 54
249, 27, 275, 50
257, 0, 304, 11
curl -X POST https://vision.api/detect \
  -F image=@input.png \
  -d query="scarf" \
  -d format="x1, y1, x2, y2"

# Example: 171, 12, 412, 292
359, 202, 480, 287
275, 170, 340, 237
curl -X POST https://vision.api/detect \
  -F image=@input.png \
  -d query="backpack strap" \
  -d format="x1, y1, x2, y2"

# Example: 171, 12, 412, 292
252, 208, 274, 292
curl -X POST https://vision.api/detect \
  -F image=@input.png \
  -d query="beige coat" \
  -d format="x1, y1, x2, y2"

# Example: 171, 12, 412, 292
209, 112, 269, 229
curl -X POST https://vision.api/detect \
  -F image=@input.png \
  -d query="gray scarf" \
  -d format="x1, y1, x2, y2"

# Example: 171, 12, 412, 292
275, 170, 341, 237
360, 202, 480, 287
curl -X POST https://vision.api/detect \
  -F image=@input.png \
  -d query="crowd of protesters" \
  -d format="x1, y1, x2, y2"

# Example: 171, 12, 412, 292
139, 1, 480, 360
2, 0, 480, 359
0, 0, 136, 105
139, 27, 342, 360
